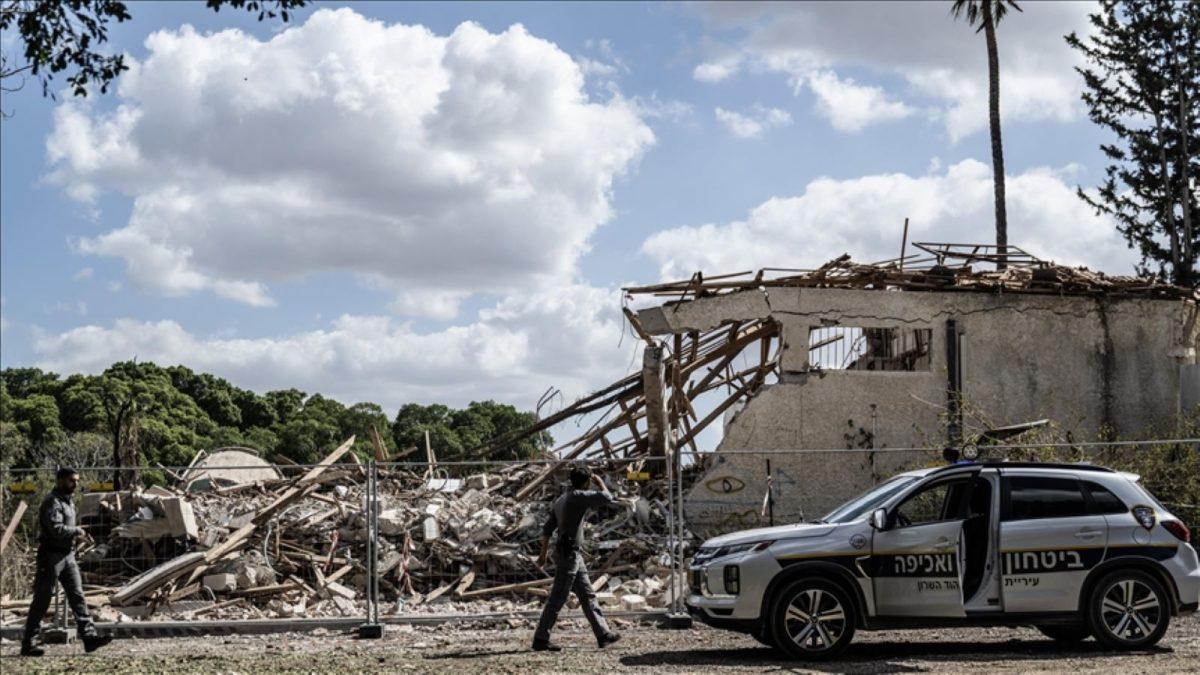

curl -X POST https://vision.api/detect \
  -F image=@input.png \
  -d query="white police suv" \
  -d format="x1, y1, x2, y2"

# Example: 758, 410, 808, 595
687, 462, 1199, 660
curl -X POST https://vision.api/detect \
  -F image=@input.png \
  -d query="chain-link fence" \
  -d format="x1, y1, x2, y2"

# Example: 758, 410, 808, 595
2, 438, 1196, 638
0, 453, 686, 637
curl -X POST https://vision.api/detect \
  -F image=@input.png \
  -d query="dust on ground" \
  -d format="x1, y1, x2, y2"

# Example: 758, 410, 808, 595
2, 614, 1197, 673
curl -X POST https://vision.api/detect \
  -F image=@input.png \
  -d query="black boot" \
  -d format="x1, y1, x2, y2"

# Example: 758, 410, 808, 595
20, 640, 45, 657
532, 640, 562, 652
597, 632, 621, 649
83, 635, 113, 653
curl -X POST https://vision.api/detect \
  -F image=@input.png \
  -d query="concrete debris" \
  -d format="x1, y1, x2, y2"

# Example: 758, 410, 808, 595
202, 573, 237, 593
620, 594, 647, 611
1, 436, 693, 624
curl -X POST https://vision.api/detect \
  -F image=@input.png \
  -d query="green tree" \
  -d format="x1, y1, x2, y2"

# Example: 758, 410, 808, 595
167, 366, 243, 428
0, 376, 12, 423
0, 367, 60, 398
10, 393, 64, 446
951, 0, 1022, 269
56, 373, 102, 432
276, 417, 340, 464
86, 362, 215, 484
243, 426, 280, 456
1066, 0, 1199, 286
0, 0, 306, 103
264, 389, 306, 426
234, 389, 277, 429
341, 402, 395, 458
391, 400, 551, 464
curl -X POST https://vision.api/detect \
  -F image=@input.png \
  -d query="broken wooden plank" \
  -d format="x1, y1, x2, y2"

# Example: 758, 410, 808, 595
167, 583, 201, 603
233, 580, 302, 598
0, 501, 28, 555
111, 551, 207, 606
623, 306, 656, 347
457, 577, 554, 599
416, 580, 453, 605
187, 597, 245, 618
452, 570, 476, 597
369, 425, 390, 461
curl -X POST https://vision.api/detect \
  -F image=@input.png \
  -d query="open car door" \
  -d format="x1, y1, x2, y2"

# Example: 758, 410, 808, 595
871, 476, 979, 617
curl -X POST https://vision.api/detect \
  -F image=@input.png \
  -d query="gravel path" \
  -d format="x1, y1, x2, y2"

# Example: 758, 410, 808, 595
2, 614, 1197, 673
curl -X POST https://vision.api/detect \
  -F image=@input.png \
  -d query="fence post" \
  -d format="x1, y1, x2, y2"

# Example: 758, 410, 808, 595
358, 458, 382, 639
664, 436, 692, 628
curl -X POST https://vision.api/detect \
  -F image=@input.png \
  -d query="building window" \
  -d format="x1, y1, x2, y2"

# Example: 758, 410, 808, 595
807, 326, 932, 371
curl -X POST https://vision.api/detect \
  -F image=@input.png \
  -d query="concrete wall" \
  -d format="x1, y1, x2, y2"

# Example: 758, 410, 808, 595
638, 287, 1199, 537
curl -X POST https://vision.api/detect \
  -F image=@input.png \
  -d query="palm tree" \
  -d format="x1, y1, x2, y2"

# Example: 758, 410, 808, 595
951, 0, 1022, 270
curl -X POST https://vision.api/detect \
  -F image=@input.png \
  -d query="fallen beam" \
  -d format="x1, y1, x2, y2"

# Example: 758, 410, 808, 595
0, 501, 28, 555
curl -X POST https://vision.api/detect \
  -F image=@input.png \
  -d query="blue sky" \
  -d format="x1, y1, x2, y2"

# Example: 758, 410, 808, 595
0, 1, 1131, 420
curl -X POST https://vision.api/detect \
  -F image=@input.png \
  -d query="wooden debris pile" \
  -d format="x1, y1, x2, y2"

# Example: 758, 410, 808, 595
623, 243, 1198, 301
0, 437, 696, 623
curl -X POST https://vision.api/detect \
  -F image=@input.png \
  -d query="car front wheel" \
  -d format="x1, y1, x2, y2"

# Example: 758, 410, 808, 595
1087, 570, 1170, 650
768, 578, 856, 660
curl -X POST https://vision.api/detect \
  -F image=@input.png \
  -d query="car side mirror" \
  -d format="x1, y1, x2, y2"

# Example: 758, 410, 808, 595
870, 508, 889, 531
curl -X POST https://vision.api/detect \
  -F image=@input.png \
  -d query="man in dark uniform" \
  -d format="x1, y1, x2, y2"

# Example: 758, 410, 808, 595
21, 467, 112, 657
531, 465, 621, 652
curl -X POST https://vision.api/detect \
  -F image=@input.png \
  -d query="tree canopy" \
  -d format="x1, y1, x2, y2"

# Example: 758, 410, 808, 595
1066, 0, 1199, 286
0, 362, 551, 480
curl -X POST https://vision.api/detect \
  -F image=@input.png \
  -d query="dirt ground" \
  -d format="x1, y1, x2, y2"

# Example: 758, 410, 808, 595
2, 614, 1198, 673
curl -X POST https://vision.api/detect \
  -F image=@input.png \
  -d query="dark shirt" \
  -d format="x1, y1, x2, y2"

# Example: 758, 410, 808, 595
542, 489, 613, 551
37, 489, 80, 553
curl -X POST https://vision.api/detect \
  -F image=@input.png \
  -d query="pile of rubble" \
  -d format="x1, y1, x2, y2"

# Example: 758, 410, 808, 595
0, 437, 691, 625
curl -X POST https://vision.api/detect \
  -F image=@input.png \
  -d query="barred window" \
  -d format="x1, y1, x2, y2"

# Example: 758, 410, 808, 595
807, 326, 932, 371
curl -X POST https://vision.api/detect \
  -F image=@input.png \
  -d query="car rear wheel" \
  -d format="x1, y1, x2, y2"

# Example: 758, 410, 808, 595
768, 578, 856, 660
1087, 570, 1170, 650
1036, 624, 1092, 642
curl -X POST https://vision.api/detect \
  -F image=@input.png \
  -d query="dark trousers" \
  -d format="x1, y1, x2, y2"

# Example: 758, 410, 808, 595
533, 549, 611, 644
23, 549, 96, 642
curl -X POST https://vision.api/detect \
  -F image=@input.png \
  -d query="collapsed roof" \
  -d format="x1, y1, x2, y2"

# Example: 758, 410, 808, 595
623, 243, 1198, 302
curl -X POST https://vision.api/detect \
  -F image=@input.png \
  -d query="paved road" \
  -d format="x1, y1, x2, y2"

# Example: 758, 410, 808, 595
2, 614, 1197, 673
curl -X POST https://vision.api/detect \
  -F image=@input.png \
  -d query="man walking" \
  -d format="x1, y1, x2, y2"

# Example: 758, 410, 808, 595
21, 467, 112, 657
532, 465, 621, 652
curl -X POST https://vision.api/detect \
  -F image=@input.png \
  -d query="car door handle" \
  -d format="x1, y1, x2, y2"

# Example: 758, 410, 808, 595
933, 537, 955, 551
1074, 529, 1103, 539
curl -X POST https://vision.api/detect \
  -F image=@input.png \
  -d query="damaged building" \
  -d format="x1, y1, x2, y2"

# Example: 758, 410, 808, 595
627, 244, 1200, 536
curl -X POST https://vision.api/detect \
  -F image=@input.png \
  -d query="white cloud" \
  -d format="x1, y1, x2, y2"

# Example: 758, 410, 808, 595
72, 267, 94, 281
693, 54, 743, 82
31, 284, 639, 411
387, 289, 467, 320
692, 2, 1088, 139
578, 57, 619, 78
46, 10, 654, 314
806, 70, 913, 133
629, 93, 693, 122
714, 104, 792, 139
641, 159, 1136, 280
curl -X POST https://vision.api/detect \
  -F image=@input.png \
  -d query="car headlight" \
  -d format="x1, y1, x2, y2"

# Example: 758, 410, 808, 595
696, 540, 773, 563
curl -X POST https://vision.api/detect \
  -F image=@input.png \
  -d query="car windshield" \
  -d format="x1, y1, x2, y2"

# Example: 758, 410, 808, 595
819, 475, 920, 524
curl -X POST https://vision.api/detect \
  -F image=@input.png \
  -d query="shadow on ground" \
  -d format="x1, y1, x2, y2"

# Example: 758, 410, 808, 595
619, 639, 1170, 673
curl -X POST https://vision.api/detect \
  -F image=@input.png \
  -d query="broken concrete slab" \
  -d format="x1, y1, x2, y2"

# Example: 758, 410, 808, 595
202, 573, 237, 593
